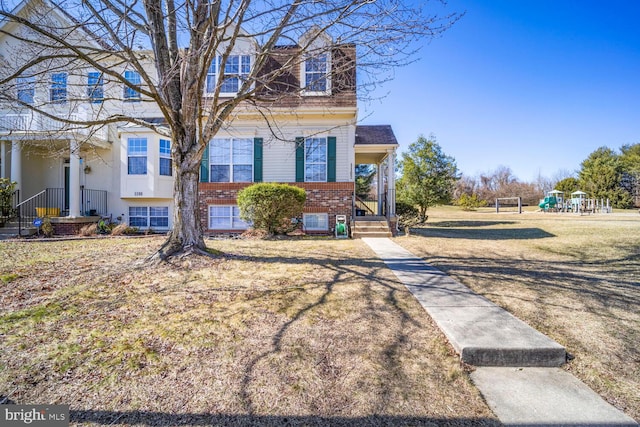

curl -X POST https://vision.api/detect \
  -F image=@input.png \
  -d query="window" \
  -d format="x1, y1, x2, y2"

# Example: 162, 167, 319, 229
127, 138, 147, 175
159, 139, 172, 176
129, 206, 169, 229
129, 207, 148, 227
17, 76, 35, 104
303, 213, 329, 231
150, 207, 169, 228
209, 138, 253, 182
123, 70, 141, 101
50, 72, 67, 103
304, 54, 329, 93
206, 55, 251, 94
87, 72, 104, 103
305, 137, 327, 182
208, 205, 249, 230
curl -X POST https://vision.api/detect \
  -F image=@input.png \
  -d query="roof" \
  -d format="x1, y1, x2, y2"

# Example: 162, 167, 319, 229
355, 125, 398, 146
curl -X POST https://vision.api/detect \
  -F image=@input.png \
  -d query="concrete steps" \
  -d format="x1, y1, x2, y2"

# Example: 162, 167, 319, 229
0, 221, 37, 239
352, 219, 392, 238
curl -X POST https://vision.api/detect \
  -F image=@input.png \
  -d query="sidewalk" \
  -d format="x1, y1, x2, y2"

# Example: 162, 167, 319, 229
363, 237, 638, 426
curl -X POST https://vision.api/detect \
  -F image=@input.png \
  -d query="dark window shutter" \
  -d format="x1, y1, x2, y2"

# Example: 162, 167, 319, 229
254, 137, 263, 182
200, 143, 209, 182
327, 136, 336, 182
295, 137, 305, 182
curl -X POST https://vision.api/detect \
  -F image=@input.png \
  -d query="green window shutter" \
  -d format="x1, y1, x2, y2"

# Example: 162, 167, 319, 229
327, 136, 336, 182
295, 137, 305, 182
254, 137, 263, 182
200, 143, 209, 182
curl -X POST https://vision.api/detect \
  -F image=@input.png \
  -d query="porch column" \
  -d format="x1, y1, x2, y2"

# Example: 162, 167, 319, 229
387, 149, 396, 217
377, 162, 384, 216
1, 141, 5, 179
69, 140, 81, 217
10, 141, 21, 192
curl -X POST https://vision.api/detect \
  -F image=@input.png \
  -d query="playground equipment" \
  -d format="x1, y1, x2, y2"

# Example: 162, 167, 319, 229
537, 189, 611, 214
539, 190, 564, 212
335, 215, 348, 238
570, 191, 589, 213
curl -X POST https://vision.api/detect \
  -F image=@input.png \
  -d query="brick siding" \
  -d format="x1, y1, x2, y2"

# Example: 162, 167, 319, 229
198, 182, 354, 235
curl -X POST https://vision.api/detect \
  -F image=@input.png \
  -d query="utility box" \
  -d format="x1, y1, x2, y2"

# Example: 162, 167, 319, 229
335, 215, 348, 238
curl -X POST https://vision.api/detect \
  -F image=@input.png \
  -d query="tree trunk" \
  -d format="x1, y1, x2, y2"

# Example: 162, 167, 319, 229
151, 163, 207, 261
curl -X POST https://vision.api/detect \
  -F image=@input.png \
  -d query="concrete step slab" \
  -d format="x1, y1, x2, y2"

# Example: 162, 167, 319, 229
362, 237, 566, 367
471, 367, 638, 426
353, 232, 392, 238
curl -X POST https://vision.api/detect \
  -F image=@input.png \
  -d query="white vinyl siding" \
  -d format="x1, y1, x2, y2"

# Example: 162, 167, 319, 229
261, 126, 352, 183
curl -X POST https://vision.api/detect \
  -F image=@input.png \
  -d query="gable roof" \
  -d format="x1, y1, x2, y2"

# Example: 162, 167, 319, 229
355, 125, 398, 146
0, 0, 109, 50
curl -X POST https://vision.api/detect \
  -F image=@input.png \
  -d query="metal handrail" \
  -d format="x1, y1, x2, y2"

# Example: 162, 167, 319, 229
15, 189, 46, 209
354, 195, 378, 216
13, 187, 107, 237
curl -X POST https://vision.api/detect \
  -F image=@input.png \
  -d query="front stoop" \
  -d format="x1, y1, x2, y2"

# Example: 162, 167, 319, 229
0, 221, 37, 238
352, 218, 392, 238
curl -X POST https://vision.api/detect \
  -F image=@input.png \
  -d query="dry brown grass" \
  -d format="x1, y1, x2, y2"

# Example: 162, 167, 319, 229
0, 236, 497, 426
397, 206, 640, 420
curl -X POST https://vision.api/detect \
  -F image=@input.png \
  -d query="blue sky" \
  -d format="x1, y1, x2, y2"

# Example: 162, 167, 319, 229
359, 0, 640, 182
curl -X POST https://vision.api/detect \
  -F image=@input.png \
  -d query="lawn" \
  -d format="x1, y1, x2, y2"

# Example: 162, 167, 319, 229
0, 236, 497, 426
397, 206, 640, 421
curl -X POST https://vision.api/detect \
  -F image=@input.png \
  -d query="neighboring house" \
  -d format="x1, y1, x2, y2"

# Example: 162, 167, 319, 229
0, 0, 398, 237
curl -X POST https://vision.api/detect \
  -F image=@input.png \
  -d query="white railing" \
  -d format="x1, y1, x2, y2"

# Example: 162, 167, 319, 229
0, 111, 108, 141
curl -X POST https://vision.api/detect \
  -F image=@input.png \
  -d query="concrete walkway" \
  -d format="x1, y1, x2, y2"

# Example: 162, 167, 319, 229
363, 237, 638, 426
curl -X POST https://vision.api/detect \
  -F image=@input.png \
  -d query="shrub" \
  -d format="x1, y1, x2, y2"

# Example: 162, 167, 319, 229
456, 193, 488, 211
396, 200, 419, 217
80, 223, 98, 236
395, 200, 422, 235
111, 223, 138, 236
41, 218, 54, 238
0, 178, 17, 218
237, 183, 306, 235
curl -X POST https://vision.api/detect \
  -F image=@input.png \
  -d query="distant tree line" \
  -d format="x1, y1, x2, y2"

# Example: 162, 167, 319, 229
453, 143, 640, 209
394, 137, 640, 217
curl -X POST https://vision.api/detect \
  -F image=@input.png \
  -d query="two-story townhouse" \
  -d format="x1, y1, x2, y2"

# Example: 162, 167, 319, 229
0, 0, 398, 237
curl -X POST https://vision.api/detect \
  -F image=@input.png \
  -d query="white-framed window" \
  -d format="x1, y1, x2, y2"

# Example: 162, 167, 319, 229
129, 207, 148, 227
303, 213, 328, 231
305, 137, 327, 182
129, 206, 169, 229
303, 53, 330, 95
50, 72, 67, 103
17, 76, 35, 104
159, 139, 172, 176
127, 138, 147, 175
149, 207, 169, 228
209, 138, 253, 182
208, 205, 249, 230
123, 70, 141, 101
206, 55, 251, 95
87, 71, 104, 103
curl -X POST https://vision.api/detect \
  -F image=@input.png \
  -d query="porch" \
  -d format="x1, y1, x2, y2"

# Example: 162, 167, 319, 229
1, 113, 110, 211
0, 112, 111, 236
353, 125, 398, 235
1, 187, 108, 237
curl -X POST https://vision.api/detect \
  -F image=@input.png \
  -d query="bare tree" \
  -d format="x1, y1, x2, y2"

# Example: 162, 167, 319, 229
0, 0, 461, 259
